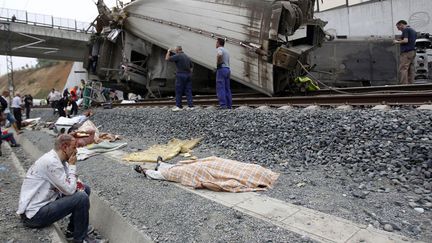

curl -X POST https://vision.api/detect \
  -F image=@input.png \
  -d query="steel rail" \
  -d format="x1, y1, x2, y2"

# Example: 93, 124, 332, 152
309, 84, 432, 95
112, 92, 432, 107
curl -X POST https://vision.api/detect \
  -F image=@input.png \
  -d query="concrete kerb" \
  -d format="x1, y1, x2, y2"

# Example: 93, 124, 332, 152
4, 142, 65, 243
15, 134, 154, 243
175, 179, 421, 243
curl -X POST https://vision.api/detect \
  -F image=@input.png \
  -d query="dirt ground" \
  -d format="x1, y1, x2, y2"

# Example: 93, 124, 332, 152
0, 61, 72, 99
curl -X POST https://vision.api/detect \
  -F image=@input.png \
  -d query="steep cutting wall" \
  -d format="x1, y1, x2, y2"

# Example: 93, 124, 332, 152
0, 61, 72, 98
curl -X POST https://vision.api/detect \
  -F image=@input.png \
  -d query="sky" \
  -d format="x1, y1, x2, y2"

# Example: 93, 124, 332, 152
0, 0, 129, 75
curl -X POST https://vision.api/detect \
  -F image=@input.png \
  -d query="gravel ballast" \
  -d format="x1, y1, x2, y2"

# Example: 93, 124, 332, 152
30, 107, 432, 242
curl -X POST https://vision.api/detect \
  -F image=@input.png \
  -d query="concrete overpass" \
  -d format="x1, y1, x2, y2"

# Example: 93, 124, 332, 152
0, 7, 92, 61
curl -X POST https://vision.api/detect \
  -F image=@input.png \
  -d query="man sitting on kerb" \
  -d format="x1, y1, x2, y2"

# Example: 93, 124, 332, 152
134, 156, 279, 192
16, 134, 105, 243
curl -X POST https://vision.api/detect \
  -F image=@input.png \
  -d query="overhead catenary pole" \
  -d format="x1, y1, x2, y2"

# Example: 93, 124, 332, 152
0, 23, 14, 97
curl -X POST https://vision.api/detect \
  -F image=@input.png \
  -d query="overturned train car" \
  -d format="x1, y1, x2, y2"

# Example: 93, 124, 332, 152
86, 0, 327, 97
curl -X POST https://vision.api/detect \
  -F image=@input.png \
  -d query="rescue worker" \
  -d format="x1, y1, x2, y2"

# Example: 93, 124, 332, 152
0, 95, 7, 156
165, 46, 194, 111
2, 90, 21, 133
11, 92, 23, 131
215, 38, 232, 109
24, 94, 33, 119
69, 88, 79, 116
394, 20, 417, 84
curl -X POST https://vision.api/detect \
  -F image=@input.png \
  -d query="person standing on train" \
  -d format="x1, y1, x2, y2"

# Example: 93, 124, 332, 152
165, 46, 194, 111
393, 20, 417, 85
215, 38, 232, 109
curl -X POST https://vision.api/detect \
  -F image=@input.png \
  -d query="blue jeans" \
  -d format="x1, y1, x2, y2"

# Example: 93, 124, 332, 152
6, 112, 16, 123
175, 72, 193, 108
216, 67, 232, 109
1, 132, 17, 145
23, 185, 91, 242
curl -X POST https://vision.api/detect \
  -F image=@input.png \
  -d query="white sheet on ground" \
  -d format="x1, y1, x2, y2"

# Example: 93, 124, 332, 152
77, 141, 127, 161
22, 118, 41, 123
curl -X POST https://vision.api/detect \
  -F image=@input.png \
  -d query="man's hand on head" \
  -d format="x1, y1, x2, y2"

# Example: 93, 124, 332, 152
68, 152, 77, 165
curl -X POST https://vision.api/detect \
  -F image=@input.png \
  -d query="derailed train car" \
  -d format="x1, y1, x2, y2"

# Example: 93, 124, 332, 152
86, 0, 327, 97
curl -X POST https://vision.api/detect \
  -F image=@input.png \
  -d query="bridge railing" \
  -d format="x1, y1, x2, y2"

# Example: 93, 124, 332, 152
0, 7, 95, 33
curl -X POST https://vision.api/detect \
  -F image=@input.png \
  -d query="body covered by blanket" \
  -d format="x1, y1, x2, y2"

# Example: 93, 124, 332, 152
160, 156, 279, 192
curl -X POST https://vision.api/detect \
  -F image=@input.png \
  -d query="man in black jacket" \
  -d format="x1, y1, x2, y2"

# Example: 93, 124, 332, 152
0, 95, 8, 156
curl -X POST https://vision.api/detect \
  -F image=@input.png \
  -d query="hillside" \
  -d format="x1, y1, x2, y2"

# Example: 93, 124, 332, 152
0, 61, 73, 99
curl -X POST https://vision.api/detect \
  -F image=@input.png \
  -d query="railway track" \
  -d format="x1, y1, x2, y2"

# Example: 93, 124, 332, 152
113, 92, 432, 108
308, 83, 432, 95
33, 84, 432, 109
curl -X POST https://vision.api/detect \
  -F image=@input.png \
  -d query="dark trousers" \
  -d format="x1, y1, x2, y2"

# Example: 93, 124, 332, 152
23, 186, 91, 242
25, 106, 31, 119
216, 67, 232, 109
70, 101, 78, 116
88, 56, 98, 74
51, 101, 58, 115
12, 108, 22, 130
175, 73, 193, 108
1, 132, 17, 145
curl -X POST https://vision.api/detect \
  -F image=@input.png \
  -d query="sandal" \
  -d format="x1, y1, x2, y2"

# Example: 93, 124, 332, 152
133, 165, 147, 177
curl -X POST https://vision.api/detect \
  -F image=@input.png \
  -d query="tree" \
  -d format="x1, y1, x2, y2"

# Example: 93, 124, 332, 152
36, 59, 58, 68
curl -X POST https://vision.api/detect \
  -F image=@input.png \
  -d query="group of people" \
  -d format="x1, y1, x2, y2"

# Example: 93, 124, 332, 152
0, 90, 33, 132
166, 38, 232, 111
6, 19, 419, 243
47, 80, 86, 118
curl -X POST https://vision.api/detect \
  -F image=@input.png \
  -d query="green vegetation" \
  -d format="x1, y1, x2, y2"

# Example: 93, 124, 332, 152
34, 89, 49, 99
36, 59, 59, 68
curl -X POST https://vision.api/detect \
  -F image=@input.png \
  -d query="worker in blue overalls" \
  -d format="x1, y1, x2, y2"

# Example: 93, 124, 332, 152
165, 46, 194, 111
215, 38, 232, 109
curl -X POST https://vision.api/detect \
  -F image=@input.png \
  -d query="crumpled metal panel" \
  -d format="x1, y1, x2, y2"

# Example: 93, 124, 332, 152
124, 0, 276, 95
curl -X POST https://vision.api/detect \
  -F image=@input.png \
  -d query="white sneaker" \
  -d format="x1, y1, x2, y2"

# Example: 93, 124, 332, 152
185, 106, 195, 110
171, 106, 182, 112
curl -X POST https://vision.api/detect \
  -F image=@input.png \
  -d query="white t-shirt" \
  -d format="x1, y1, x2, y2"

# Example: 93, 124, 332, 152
11, 96, 22, 108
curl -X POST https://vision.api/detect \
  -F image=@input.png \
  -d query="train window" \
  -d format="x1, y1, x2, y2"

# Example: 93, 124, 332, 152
130, 51, 148, 67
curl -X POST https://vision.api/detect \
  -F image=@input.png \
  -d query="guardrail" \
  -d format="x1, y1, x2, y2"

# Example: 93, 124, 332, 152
0, 7, 95, 33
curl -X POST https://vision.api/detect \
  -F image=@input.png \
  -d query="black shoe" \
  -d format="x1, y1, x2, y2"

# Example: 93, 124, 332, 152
66, 225, 95, 241
133, 165, 147, 177
11, 144, 20, 147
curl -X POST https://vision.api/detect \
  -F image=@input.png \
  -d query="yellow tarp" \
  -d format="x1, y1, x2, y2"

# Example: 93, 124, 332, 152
123, 138, 203, 162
